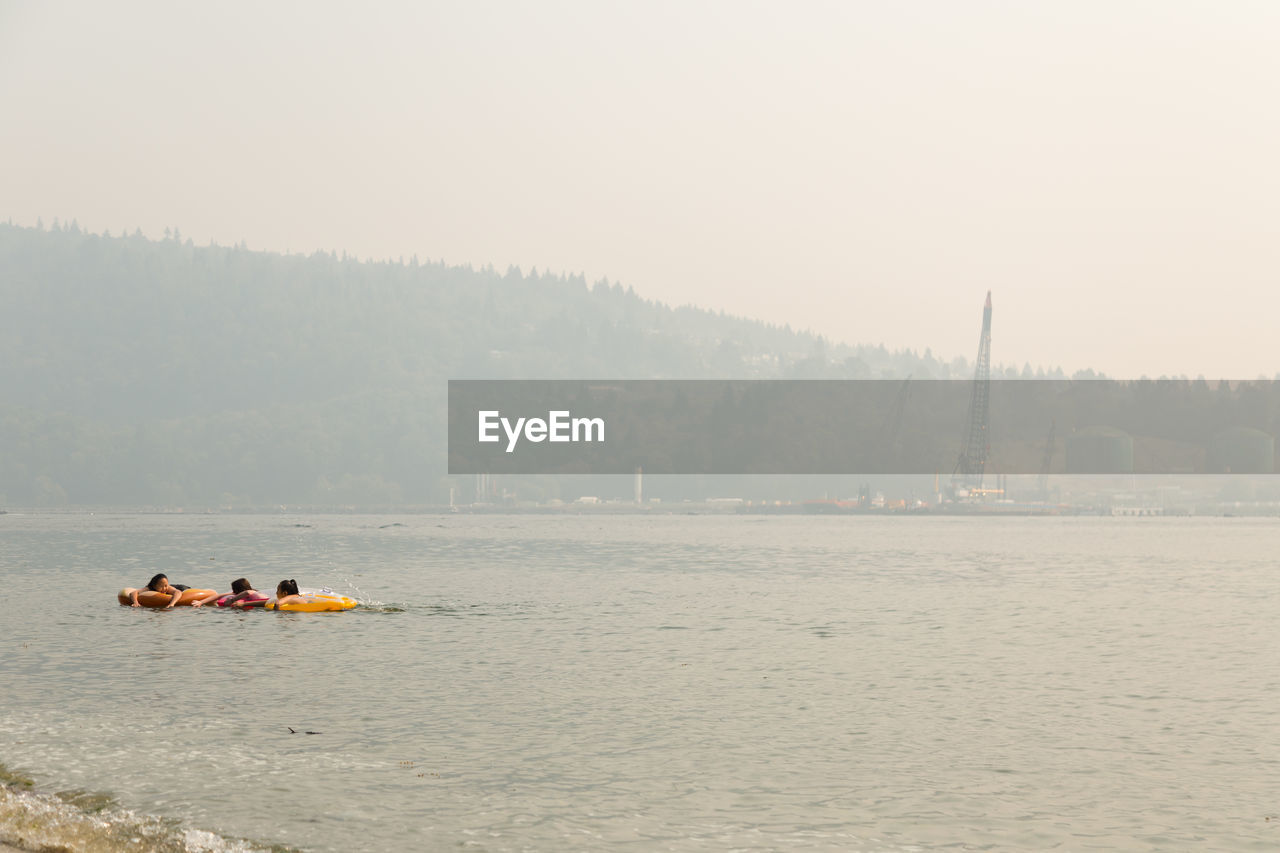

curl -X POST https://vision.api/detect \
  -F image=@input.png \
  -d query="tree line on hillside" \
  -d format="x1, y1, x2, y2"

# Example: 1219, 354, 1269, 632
1, 221, 1071, 506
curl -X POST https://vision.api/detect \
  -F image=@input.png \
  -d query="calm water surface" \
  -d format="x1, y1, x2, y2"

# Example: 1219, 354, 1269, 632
1, 513, 1278, 851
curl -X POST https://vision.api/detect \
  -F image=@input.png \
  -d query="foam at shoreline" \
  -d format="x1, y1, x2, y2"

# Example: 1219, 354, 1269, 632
0, 765, 283, 853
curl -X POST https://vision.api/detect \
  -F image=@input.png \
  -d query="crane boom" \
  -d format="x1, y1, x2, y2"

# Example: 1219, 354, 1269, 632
954, 292, 992, 490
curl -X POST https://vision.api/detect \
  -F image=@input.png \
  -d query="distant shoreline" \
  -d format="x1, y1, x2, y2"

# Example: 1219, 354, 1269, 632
5, 503, 1280, 517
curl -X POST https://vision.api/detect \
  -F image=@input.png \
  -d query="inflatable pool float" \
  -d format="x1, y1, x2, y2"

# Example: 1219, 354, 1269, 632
117, 588, 217, 608
266, 591, 358, 612
216, 593, 269, 608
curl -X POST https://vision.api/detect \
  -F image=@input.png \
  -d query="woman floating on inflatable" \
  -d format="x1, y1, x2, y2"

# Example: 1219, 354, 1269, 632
118, 573, 217, 609
265, 579, 357, 612
189, 577, 270, 609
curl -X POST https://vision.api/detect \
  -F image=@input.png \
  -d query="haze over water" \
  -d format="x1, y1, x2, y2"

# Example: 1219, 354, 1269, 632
5, 2, 1280, 377
2, 512, 1277, 851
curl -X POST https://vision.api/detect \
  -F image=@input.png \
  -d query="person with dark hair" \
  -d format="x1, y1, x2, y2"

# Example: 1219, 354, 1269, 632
125, 573, 186, 608
192, 577, 268, 608
271, 578, 305, 608
118, 573, 215, 608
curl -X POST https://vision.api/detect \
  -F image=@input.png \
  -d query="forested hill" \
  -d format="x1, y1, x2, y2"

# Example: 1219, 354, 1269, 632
0, 222, 1044, 506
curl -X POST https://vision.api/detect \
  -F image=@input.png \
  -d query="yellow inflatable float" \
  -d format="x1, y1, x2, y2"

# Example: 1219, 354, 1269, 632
266, 591, 358, 612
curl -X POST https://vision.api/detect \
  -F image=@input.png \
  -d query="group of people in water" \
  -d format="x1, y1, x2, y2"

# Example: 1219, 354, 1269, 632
124, 573, 304, 609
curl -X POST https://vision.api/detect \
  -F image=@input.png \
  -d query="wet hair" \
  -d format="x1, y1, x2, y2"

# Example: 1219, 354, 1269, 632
230, 577, 252, 594
277, 579, 300, 597
146, 573, 168, 592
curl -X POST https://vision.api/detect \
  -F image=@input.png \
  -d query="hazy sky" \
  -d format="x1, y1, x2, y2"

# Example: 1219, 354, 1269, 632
3, 1, 1278, 377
